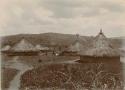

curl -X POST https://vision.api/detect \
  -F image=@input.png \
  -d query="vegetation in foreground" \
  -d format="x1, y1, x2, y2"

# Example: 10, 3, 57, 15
20, 63, 123, 90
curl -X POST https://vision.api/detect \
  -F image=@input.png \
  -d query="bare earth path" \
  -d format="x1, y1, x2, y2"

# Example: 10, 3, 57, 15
4, 56, 33, 90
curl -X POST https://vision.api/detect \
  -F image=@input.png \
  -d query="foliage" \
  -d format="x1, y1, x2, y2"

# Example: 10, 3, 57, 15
20, 63, 123, 90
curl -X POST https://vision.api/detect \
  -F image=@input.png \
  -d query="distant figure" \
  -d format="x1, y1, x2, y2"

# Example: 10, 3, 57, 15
52, 51, 55, 55
104, 84, 108, 90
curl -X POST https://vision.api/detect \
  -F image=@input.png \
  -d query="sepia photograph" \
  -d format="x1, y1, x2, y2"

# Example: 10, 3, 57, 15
0, 0, 125, 90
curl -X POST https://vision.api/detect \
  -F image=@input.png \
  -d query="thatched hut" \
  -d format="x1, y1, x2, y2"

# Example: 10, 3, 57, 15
79, 30, 120, 63
35, 44, 49, 51
35, 44, 50, 55
1, 45, 11, 51
60, 34, 84, 56
1, 45, 11, 54
8, 39, 38, 56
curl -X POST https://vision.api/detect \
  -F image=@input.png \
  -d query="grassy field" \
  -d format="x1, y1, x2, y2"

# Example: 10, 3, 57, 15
20, 63, 123, 90
1, 67, 19, 90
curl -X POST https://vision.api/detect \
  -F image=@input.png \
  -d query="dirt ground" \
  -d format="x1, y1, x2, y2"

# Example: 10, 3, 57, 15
1, 68, 19, 90
9, 55, 80, 67
1, 55, 79, 90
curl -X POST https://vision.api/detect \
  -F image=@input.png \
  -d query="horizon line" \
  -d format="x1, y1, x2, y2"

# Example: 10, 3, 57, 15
1, 32, 125, 38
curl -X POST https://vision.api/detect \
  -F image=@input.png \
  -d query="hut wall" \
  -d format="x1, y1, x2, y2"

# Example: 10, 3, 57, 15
79, 56, 121, 73
80, 56, 120, 63
60, 51, 78, 56
6, 51, 39, 56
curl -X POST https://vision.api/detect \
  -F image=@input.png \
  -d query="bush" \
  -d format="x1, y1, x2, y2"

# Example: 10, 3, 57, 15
20, 63, 123, 90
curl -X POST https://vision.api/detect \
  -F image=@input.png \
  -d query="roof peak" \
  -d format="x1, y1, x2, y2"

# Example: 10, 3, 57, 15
99, 29, 103, 35
95, 29, 106, 38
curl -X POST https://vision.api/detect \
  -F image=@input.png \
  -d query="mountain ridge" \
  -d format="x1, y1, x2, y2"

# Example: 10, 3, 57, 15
1, 33, 123, 48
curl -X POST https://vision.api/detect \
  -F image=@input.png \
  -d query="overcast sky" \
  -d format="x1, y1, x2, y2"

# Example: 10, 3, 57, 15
0, 0, 125, 37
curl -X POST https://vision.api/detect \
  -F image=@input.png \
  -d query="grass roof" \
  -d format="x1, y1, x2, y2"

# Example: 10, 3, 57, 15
80, 30, 120, 57
11, 39, 37, 51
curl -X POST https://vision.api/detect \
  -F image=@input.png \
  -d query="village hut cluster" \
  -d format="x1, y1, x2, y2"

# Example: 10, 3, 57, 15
1, 38, 50, 56
1, 30, 121, 64
60, 34, 85, 56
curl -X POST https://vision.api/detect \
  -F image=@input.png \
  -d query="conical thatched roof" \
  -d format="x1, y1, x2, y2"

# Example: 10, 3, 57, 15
11, 39, 36, 52
81, 30, 120, 57
1, 45, 11, 51
67, 34, 85, 52
35, 44, 49, 51
68, 41, 84, 52
35, 44, 42, 50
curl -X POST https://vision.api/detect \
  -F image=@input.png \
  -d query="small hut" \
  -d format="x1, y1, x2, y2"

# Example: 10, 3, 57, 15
1, 45, 11, 51
60, 34, 84, 56
1, 45, 11, 53
79, 30, 120, 63
35, 44, 49, 51
9, 38, 38, 56
35, 44, 49, 55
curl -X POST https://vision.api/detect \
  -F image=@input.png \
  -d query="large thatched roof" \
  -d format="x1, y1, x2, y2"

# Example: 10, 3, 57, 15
11, 39, 36, 52
66, 34, 85, 52
80, 30, 120, 57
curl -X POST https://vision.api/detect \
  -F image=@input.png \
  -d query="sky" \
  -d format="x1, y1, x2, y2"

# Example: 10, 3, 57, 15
0, 0, 125, 37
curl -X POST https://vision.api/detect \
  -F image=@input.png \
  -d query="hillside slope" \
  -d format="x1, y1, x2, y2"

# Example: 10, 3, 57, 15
1, 33, 123, 49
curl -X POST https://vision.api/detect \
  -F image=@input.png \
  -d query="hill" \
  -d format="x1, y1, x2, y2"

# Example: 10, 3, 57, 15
1, 33, 123, 49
